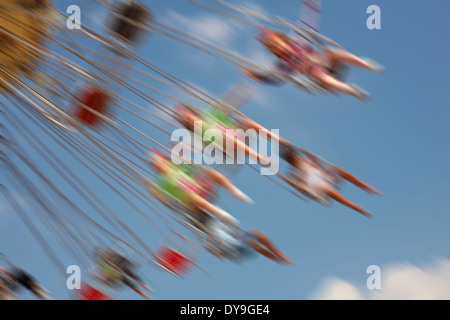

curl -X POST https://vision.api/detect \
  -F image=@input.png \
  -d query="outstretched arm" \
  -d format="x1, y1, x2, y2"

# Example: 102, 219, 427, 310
203, 167, 253, 205
241, 117, 289, 146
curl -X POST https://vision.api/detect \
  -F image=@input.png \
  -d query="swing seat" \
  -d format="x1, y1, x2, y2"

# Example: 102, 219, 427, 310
74, 88, 110, 126
78, 283, 112, 300
110, 1, 152, 45
155, 246, 193, 276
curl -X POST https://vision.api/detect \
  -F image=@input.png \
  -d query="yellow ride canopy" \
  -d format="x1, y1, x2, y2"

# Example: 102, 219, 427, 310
0, 0, 51, 90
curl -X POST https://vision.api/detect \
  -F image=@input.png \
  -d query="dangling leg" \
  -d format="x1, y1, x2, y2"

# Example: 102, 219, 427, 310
327, 48, 382, 73
136, 280, 154, 293
332, 166, 381, 195
247, 238, 279, 262
204, 168, 253, 204
124, 279, 152, 300
132, 287, 152, 300
310, 68, 370, 101
247, 229, 294, 264
190, 193, 238, 225
324, 186, 372, 217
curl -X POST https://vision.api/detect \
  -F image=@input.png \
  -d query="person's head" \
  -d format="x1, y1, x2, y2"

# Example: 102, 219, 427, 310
174, 104, 201, 131
257, 28, 291, 58
148, 148, 170, 173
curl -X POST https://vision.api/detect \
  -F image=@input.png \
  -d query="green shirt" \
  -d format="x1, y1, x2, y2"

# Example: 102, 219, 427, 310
201, 107, 237, 144
156, 164, 198, 207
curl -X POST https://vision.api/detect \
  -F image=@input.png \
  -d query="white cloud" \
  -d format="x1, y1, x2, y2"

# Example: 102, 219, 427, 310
165, 11, 240, 46
310, 258, 450, 300
311, 277, 363, 300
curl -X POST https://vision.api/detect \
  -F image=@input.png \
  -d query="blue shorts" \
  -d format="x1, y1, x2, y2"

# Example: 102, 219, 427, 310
204, 219, 255, 262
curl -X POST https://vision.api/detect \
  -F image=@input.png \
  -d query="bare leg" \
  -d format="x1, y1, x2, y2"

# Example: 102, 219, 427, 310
311, 69, 366, 99
333, 166, 381, 195
230, 136, 271, 165
324, 186, 372, 218
191, 193, 237, 225
129, 285, 152, 300
247, 238, 280, 262
248, 229, 294, 264
136, 280, 154, 293
327, 49, 374, 71
204, 168, 253, 204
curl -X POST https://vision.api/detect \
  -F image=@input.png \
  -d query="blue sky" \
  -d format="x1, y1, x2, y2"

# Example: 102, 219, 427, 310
1, 0, 449, 300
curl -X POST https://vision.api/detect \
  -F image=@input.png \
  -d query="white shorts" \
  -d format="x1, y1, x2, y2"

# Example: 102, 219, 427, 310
293, 165, 334, 204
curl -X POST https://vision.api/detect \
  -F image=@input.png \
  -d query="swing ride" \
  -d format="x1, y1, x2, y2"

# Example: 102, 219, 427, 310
0, 0, 383, 300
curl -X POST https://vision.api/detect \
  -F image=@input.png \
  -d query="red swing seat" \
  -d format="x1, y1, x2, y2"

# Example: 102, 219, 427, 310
74, 87, 110, 126
155, 246, 193, 276
77, 283, 112, 300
